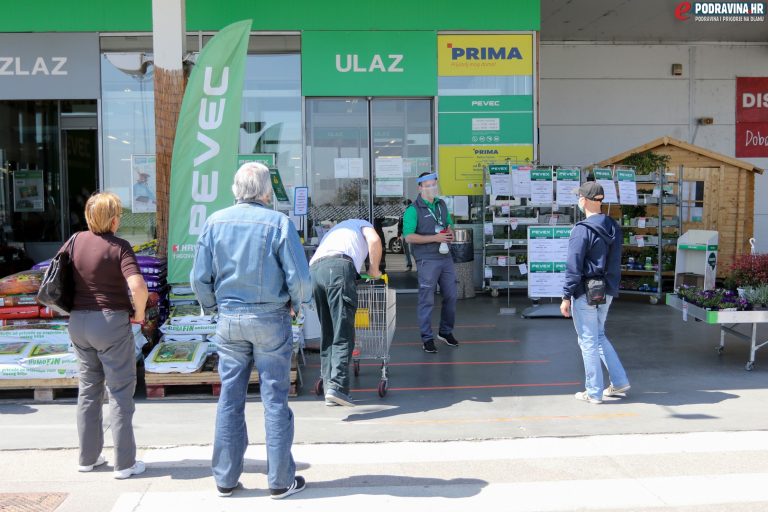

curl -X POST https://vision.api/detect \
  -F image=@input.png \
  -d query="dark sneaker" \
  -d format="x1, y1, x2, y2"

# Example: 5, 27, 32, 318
217, 482, 242, 497
437, 332, 459, 347
325, 388, 355, 407
423, 339, 437, 353
270, 476, 306, 500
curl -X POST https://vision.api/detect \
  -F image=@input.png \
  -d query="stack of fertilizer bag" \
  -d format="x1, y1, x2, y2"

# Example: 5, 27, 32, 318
145, 301, 216, 374
132, 240, 169, 345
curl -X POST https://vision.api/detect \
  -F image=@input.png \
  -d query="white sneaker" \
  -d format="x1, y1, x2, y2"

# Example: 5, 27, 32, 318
77, 454, 107, 472
574, 391, 603, 404
604, 384, 631, 397
114, 460, 146, 480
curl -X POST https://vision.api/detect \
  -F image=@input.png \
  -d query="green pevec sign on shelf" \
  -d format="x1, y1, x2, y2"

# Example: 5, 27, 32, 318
301, 31, 437, 96
438, 95, 534, 145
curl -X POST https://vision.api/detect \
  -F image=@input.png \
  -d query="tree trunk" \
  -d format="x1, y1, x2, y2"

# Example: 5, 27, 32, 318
154, 67, 185, 259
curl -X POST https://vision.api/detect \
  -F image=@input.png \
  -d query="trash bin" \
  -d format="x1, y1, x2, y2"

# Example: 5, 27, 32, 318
451, 228, 475, 299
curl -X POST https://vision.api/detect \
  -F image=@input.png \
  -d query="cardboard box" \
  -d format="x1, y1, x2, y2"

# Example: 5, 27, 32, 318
677, 273, 704, 288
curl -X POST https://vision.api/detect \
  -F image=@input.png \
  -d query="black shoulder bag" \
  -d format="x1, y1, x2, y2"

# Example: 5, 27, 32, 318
36, 233, 79, 315
579, 222, 610, 306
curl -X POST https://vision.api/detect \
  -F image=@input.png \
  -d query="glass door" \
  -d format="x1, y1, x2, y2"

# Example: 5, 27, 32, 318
305, 97, 433, 283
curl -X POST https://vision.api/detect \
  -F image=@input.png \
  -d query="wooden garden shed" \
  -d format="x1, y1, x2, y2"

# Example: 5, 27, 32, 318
597, 136, 764, 277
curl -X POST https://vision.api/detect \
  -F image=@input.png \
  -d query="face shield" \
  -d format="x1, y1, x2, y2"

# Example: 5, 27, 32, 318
417, 173, 440, 201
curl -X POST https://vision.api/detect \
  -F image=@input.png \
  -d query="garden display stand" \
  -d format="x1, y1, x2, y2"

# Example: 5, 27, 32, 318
666, 293, 768, 371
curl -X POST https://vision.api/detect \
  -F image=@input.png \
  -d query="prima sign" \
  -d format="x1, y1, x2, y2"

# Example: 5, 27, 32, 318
0, 57, 68, 76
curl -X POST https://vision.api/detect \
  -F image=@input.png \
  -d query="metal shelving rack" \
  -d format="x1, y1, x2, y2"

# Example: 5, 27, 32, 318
610, 165, 682, 304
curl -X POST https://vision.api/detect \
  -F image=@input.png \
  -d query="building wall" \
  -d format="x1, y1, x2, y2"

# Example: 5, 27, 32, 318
539, 43, 768, 252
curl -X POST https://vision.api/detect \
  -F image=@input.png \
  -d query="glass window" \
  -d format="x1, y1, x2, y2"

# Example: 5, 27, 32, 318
101, 53, 156, 245
0, 101, 63, 244
239, 54, 302, 198
682, 180, 704, 223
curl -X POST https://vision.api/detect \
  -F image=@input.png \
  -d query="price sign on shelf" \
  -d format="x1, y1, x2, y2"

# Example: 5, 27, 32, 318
637, 217, 646, 228
519, 264, 528, 275
636, 235, 645, 247
510, 218, 519, 230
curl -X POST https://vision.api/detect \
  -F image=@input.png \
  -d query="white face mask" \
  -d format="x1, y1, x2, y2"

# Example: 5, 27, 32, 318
421, 184, 439, 201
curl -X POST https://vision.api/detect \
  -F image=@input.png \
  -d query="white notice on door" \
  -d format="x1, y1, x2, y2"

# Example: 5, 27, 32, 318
472, 118, 500, 131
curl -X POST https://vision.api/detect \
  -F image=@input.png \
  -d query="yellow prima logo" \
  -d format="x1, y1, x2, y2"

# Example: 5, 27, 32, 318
437, 34, 533, 77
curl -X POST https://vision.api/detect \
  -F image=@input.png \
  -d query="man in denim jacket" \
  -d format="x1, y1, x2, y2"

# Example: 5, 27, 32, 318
192, 162, 311, 500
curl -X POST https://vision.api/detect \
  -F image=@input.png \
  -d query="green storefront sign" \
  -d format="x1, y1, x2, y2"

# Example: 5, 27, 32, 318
302, 31, 437, 96
438, 95, 533, 145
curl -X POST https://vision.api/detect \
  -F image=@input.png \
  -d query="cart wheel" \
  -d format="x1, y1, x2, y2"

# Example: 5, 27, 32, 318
314, 378, 324, 396
491, 289, 499, 297
353, 360, 360, 377
649, 296, 659, 305
716, 346, 724, 355
745, 361, 755, 371
377, 380, 388, 398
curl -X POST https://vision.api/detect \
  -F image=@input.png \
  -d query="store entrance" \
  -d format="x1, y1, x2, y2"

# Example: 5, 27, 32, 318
62, 126, 98, 234
305, 98, 433, 288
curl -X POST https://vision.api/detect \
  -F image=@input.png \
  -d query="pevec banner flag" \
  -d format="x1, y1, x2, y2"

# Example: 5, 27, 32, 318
167, 20, 251, 284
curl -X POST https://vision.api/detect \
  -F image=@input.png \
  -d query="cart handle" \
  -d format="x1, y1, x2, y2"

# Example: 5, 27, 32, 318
359, 273, 388, 285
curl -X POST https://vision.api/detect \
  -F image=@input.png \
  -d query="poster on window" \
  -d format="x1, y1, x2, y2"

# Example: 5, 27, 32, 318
13, 171, 44, 213
131, 155, 157, 213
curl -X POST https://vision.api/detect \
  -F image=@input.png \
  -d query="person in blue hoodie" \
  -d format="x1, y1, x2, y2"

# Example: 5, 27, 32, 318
561, 182, 630, 404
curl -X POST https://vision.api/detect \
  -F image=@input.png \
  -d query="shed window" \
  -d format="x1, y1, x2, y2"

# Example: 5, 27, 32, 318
682, 181, 704, 222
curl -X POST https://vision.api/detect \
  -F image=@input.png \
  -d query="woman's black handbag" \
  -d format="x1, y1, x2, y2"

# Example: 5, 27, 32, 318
36, 233, 79, 314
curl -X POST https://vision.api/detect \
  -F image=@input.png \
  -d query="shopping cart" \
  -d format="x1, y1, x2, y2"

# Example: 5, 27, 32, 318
313, 275, 397, 398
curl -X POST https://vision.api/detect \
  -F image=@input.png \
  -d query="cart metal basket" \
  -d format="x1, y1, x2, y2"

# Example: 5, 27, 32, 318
352, 279, 397, 396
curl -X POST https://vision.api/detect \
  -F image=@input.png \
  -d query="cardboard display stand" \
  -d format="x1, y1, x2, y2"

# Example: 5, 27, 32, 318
674, 230, 719, 291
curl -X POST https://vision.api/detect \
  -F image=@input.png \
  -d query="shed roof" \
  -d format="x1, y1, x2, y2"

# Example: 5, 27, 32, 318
596, 136, 764, 175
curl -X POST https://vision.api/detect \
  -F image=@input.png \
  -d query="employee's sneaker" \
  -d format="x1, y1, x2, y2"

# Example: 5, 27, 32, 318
217, 482, 243, 497
114, 460, 146, 480
270, 476, 306, 499
77, 454, 107, 472
422, 339, 437, 353
574, 391, 603, 404
325, 388, 355, 407
437, 332, 459, 348
604, 384, 631, 397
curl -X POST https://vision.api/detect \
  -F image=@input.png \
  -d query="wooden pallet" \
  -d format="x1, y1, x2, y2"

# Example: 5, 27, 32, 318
144, 352, 300, 399
0, 377, 79, 401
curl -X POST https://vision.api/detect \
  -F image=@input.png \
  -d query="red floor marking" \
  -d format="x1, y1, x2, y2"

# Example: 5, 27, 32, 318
305, 359, 548, 369
391, 339, 521, 346
398, 324, 496, 330
351, 381, 581, 393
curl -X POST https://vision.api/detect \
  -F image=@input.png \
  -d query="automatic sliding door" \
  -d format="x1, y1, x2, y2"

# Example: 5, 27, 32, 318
306, 98, 370, 239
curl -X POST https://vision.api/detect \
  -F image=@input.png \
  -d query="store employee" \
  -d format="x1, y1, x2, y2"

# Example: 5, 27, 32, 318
403, 172, 459, 354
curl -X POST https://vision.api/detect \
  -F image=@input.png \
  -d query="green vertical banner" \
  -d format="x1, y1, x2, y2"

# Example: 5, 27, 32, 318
167, 20, 252, 284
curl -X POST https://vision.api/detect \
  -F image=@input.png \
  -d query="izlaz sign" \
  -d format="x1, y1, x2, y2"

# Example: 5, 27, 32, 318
301, 31, 437, 96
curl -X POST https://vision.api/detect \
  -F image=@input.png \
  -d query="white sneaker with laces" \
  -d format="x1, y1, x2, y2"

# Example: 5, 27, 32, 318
574, 391, 603, 404
604, 384, 631, 397
77, 454, 107, 472
114, 460, 146, 480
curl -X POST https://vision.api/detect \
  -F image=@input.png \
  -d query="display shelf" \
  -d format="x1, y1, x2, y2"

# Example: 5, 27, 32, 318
607, 165, 682, 304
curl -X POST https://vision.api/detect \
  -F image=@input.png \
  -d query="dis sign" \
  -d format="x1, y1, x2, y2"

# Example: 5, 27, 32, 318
437, 34, 533, 77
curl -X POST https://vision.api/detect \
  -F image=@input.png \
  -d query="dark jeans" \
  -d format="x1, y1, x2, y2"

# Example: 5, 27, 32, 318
417, 257, 457, 342
310, 257, 358, 396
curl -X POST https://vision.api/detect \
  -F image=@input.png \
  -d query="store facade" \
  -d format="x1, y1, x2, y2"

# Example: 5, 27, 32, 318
0, 1, 540, 278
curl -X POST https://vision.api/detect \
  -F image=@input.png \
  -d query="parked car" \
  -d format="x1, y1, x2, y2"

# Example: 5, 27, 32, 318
380, 216, 403, 253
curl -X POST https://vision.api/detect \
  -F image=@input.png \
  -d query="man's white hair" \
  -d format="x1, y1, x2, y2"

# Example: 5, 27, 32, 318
231, 162, 272, 202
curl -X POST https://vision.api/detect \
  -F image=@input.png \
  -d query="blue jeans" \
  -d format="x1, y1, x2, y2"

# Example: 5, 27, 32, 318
571, 295, 629, 401
211, 309, 296, 490
417, 257, 457, 342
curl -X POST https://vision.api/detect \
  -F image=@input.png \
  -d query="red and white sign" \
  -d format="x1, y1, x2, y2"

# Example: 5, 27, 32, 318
736, 77, 768, 158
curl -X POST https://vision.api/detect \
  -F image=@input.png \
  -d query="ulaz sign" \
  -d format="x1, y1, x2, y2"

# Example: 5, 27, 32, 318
335, 54, 404, 73
302, 31, 436, 96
